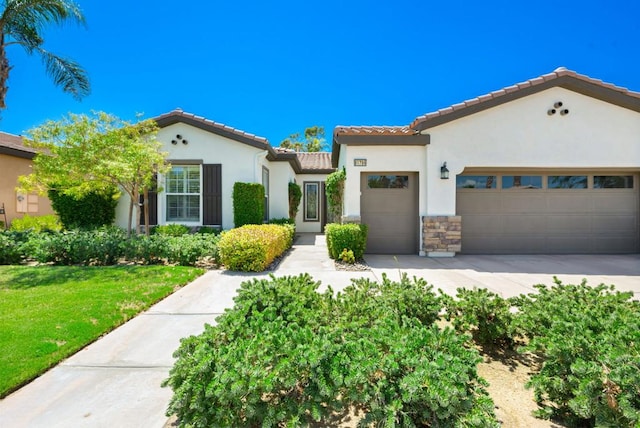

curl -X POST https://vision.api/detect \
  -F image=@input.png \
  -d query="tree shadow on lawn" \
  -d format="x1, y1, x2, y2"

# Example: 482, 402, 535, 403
0, 265, 142, 290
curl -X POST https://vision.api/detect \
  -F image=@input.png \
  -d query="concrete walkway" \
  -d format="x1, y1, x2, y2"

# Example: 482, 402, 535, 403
1, 234, 639, 427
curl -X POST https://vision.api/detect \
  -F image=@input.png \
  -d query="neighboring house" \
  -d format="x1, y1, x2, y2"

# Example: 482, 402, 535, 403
0, 132, 54, 228
114, 109, 335, 233
333, 67, 640, 256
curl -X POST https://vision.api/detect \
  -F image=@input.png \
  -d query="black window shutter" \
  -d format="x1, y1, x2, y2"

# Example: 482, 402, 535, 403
203, 164, 222, 226
139, 175, 158, 226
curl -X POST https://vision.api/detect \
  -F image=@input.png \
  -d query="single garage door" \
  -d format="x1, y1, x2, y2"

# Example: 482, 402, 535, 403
361, 172, 419, 254
457, 173, 639, 254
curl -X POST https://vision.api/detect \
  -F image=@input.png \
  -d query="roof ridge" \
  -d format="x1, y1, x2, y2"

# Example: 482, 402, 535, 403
153, 109, 270, 144
410, 68, 640, 130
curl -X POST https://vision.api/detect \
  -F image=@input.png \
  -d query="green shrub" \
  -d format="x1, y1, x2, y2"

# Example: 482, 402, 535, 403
195, 226, 220, 234
10, 214, 62, 232
325, 168, 345, 222
123, 235, 168, 265
325, 222, 368, 260
232, 182, 264, 227
217, 224, 293, 272
26, 227, 126, 265
288, 181, 302, 220
338, 273, 443, 328
512, 278, 640, 426
151, 224, 190, 236
339, 248, 355, 263
165, 234, 220, 266
0, 232, 27, 264
48, 188, 118, 230
163, 274, 498, 427
268, 217, 294, 225
442, 287, 516, 346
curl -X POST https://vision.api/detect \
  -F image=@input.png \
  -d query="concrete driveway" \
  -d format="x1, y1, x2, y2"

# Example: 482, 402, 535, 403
363, 253, 640, 298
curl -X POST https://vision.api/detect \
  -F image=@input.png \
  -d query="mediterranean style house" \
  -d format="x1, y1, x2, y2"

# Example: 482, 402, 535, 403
334, 67, 640, 256
115, 68, 640, 256
113, 109, 334, 234
0, 132, 54, 228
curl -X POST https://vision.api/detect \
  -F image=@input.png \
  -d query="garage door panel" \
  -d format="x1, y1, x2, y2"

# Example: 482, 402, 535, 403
546, 194, 591, 212
546, 216, 591, 233
457, 194, 504, 213
457, 173, 639, 254
361, 172, 418, 254
591, 215, 638, 231
592, 194, 638, 212
502, 194, 547, 213
502, 215, 547, 234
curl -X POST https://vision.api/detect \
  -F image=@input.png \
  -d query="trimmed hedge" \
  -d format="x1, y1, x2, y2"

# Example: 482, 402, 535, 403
2, 228, 220, 267
48, 188, 118, 230
325, 223, 368, 260
218, 224, 294, 272
232, 182, 264, 227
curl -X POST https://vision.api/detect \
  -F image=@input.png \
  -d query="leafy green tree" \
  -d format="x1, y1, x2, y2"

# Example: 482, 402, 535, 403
19, 112, 169, 236
279, 126, 326, 152
0, 0, 90, 109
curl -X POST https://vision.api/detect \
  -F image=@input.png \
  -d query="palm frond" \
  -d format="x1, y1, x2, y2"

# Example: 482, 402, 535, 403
36, 47, 89, 99
1, 0, 85, 30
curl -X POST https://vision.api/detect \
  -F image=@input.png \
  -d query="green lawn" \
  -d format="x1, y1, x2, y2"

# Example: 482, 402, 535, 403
0, 265, 204, 397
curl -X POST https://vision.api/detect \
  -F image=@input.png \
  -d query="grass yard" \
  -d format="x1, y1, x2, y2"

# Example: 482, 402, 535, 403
0, 265, 204, 398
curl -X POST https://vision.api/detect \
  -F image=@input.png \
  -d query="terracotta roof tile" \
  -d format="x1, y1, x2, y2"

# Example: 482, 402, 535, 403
333, 125, 414, 136
154, 109, 270, 146
410, 67, 640, 130
296, 152, 333, 171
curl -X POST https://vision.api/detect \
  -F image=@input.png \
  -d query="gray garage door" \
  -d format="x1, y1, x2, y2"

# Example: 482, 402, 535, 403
361, 172, 419, 254
457, 173, 639, 254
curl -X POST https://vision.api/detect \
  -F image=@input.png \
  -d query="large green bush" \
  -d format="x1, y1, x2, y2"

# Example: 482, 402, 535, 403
325, 168, 345, 222
442, 287, 516, 346
325, 222, 368, 260
217, 224, 294, 272
48, 188, 118, 230
163, 274, 498, 427
512, 279, 640, 427
232, 182, 264, 227
288, 181, 302, 220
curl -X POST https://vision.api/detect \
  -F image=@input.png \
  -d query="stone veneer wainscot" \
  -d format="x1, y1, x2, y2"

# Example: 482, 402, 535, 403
422, 216, 462, 254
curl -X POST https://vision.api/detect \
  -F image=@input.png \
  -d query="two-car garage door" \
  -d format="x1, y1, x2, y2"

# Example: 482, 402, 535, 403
457, 173, 639, 254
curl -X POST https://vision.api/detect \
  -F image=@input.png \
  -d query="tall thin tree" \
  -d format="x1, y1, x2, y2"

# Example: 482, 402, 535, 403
0, 0, 90, 109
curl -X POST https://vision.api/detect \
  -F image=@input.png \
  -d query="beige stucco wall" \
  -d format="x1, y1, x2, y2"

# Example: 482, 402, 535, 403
0, 154, 54, 227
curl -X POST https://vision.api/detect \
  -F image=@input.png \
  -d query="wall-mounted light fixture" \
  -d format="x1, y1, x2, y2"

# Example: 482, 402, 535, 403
440, 162, 449, 179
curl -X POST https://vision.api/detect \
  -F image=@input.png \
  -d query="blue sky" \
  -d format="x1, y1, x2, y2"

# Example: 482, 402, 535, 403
4, 0, 640, 147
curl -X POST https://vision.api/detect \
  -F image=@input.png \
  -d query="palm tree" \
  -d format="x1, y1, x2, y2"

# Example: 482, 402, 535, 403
0, 0, 89, 109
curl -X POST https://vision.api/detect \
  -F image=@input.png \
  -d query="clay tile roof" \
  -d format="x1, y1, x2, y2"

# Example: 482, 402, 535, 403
153, 109, 270, 148
333, 125, 414, 136
296, 152, 333, 172
410, 67, 640, 131
0, 131, 36, 158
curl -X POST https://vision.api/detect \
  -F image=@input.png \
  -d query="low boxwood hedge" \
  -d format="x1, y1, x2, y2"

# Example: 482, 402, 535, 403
325, 223, 368, 260
217, 224, 294, 272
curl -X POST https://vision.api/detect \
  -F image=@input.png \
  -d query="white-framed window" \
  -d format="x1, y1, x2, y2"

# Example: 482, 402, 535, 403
165, 165, 201, 222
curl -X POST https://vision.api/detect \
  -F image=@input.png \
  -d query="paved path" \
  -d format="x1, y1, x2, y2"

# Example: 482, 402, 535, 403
1, 234, 639, 427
